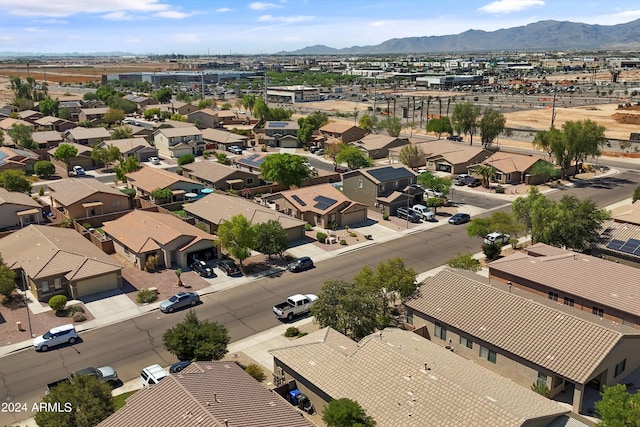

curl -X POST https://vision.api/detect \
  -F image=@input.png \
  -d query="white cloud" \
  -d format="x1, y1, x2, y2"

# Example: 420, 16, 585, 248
258, 14, 313, 23
478, 0, 544, 14
216, 7, 233, 13
102, 11, 135, 21
24, 26, 45, 32
37, 19, 69, 24
369, 21, 387, 27
0, 0, 173, 17
154, 10, 189, 19
249, 2, 282, 11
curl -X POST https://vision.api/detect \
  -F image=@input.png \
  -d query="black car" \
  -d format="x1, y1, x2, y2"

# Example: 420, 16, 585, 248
467, 178, 482, 187
169, 360, 192, 373
447, 135, 463, 141
191, 260, 214, 277
288, 256, 314, 272
448, 213, 471, 225
218, 259, 241, 276
309, 146, 319, 153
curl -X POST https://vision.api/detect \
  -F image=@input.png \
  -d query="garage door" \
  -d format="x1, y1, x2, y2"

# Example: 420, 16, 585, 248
285, 225, 305, 242
74, 273, 121, 298
342, 209, 368, 227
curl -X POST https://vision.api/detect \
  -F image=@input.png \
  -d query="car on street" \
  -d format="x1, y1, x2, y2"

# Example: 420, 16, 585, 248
447, 135, 463, 141
72, 165, 86, 176
33, 324, 78, 352
423, 188, 444, 198
453, 174, 472, 186
191, 260, 214, 277
227, 145, 243, 155
218, 259, 241, 276
484, 232, 511, 246
309, 146, 319, 153
148, 156, 160, 165
140, 364, 167, 387
159, 291, 200, 313
467, 178, 483, 187
315, 149, 324, 156
288, 256, 314, 272
448, 213, 471, 225
72, 366, 119, 386
169, 360, 192, 373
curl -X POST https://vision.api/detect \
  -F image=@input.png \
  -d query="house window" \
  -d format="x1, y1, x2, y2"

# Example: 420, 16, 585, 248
615, 359, 626, 377
564, 297, 575, 307
41, 280, 50, 294
54, 278, 62, 290
479, 345, 496, 363
459, 336, 473, 349
406, 309, 413, 325
537, 372, 548, 386
379, 184, 385, 192
247, 178, 254, 185
394, 180, 399, 189
548, 291, 558, 301
592, 306, 604, 317
434, 322, 446, 340
358, 179, 363, 189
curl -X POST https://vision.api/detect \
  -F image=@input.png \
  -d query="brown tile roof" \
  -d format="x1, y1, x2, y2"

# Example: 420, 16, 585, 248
276, 183, 365, 214
35, 116, 66, 126
0, 117, 33, 130
612, 202, 640, 226
319, 121, 360, 134
394, 140, 490, 165
490, 243, 640, 318
352, 134, 406, 151
180, 161, 252, 183
47, 142, 92, 156
47, 178, 126, 206
97, 361, 314, 427
101, 210, 215, 254
102, 138, 153, 154
270, 327, 567, 427
0, 225, 121, 280
480, 151, 543, 173
32, 130, 64, 145
0, 187, 41, 209
80, 107, 110, 115
0, 146, 39, 165
200, 128, 248, 144
67, 127, 111, 140
156, 126, 202, 138
126, 166, 199, 192
187, 108, 218, 118
184, 193, 305, 230
404, 268, 637, 383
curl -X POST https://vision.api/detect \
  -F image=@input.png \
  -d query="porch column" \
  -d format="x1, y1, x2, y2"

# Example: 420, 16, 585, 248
572, 383, 584, 413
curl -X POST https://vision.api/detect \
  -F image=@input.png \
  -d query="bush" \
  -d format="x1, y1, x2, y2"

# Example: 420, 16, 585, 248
38, 186, 45, 196
136, 288, 158, 304
145, 254, 160, 272
34, 160, 56, 178
316, 231, 327, 243
383, 213, 389, 220
244, 363, 266, 382
495, 186, 505, 194
349, 232, 357, 237
67, 304, 85, 315
297, 332, 308, 338
531, 382, 551, 397
48, 295, 67, 312
340, 239, 347, 245
304, 223, 313, 231
482, 242, 502, 261
72, 312, 87, 322
285, 326, 300, 337
82, 222, 91, 229
202, 151, 210, 159
177, 154, 195, 165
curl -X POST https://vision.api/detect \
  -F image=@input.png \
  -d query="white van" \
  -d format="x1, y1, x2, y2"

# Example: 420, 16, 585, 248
140, 364, 168, 387
412, 205, 436, 221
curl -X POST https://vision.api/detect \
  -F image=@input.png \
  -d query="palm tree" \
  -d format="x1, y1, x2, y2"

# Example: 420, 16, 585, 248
446, 98, 452, 116
471, 164, 497, 188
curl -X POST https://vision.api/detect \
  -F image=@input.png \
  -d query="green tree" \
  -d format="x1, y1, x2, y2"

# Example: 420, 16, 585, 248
446, 253, 482, 272
297, 122, 315, 144
530, 160, 559, 182
83, 92, 98, 101
215, 152, 231, 165
358, 114, 377, 134
197, 99, 215, 109
111, 125, 133, 140
482, 242, 502, 260
0, 128, 4, 146
467, 212, 522, 240
240, 94, 257, 111
91, 144, 120, 170
633, 185, 640, 203
104, 108, 125, 125
322, 398, 376, 427
254, 220, 288, 259
426, 116, 453, 138
426, 197, 445, 213
378, 116, 402, 137
106, 96, 137, 114
398, 144, 424, 168
38, 97, 60, 116
260, 153, 312, 189
58, 108, 72, 120
451, 102, 482, 145
114, 156, 140, 183
34, 374, 115, 427
8, 123, 37, 149
153, 87, 173, 103
479, 107, 506, 147
511, 187, 544, 238
177, 153, 195, 165
144, 107, 162, 120
595, 384, 640, 427
48, 294, 67, 312
34, 160, 56, 178
417, 171, 451, 197
533, 126, 570, 179
163, 309, 230, 360
78, 120, 95, 128
216, 214, 257, 268
0, 170, 31, 192
470, 164, 497, 188
170, 113, 186, 122
0, 255, 17, 299
336, 144, 374, 170
54, 143, 79, 174
563, 119, 606, 177
150, 187, 173, 202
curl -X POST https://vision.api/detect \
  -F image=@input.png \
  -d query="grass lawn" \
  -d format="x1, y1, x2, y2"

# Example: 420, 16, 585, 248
113, 390, 137, 410
173, 210, 187, 218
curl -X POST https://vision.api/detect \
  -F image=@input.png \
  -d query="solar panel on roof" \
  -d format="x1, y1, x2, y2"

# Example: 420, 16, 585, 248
633, 245, 640, 255
313, 195, 337, 210
367, 166, 414, 182
606, 239, 625, 251
269, 122, 287, 128
291, 195, 306, 206
627, 238, 640, 246
619, 241, 640, 254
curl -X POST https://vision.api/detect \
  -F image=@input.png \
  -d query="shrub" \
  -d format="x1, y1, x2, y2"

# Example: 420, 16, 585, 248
495, 186, 505, 194
261, 145, 267, 152
48, 295, 67, 312
72, 312, 87, 322
145, 254, 160, 272
34, 160, 56, 178
340, 239, 347, 245
177, 154, 195, 165
349, 232, 357, 237
38, 186, 45, 196
297, 332, 308, 338
82, 222, 91, 229
285, 326, 300, 337
67, 305, 85, 315
316, 231, 327, 243
304, 223, 313, 231
531, 382, 551, 397
383, 213, 389, 220
202, 151, 210, 159
136, 288, 158, 304
482, 242, 502, 261
244, 363, 266, 382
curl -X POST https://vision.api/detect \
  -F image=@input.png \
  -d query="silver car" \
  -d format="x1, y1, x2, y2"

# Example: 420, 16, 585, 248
72, 366, 118, 386
159, 292, 200, 313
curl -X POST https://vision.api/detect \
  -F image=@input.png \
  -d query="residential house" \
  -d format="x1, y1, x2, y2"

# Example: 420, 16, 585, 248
125, 166, 204, 202
234, 153, 268, 173
318, 122, 366, 143
180, 161, 260, 191
122, 94, 158, 110
34, 116, 76, 132
0, 146, 39, 173
32, 130, 64, 149
476, 151, 547, 185
270, 327, 569, 427
0, 187, 43, 230
201, 127, 249, 151
96, 361, 314, 427
0, 118, 34, 132
101, 210, 216, 269
0, 104, 19, 118
184, 193, 306, 241
48, 178, 130, 219
264, 121, 299, 148
489, 242, 640, 330
99, 138, 158, 162
58, 100, 82, 119
78, 107, 110, 124
264, 183, 368, 228
119, 124, 154, 139
146, 101, 197, 116
593, 203, 640, 266
342, 164, 422, 214
0, 225, 123, 301
404, 268, 640, 414
17, 109, 43, 123
350, 134, 408, 160
153, 126, 205, 158
389, 140, 491, 175
47, 142, 94, 172
65, 127, 111, 146
186, 108, 219, 129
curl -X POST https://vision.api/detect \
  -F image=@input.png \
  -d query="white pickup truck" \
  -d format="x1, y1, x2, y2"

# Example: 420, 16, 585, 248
273, 294, 318, 321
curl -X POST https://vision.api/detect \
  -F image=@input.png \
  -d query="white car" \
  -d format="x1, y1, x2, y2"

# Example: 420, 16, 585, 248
484, 232, 511, 246
72, 165, 86, 176
148, 156, 160, 165
424, 188, 443, 198
33, 324, 79, 352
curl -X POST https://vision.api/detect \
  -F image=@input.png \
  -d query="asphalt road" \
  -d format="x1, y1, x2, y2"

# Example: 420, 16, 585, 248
1, 171, 639, 425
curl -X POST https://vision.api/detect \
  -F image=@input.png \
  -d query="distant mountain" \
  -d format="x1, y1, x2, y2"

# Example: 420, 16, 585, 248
280, 19, 640, 55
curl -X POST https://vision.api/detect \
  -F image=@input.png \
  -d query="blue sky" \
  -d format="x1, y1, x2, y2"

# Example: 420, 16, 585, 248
1, 0, 640, 54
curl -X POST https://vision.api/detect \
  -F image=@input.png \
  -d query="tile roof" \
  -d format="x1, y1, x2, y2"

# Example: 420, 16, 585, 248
126, 166, 199, 192
393, 140, 490, 165
67, 127, 111, 140
156, 126, 202, 138
480, 151, 543, 173
80, 107, 110, 115
611, 202, 640, 226
275, 183, 364, 214
0, 187, 41, 208
489, 243, 640, 318
101, 210, 215, 254
319, 121, 360, 134
595, 219, 640, 259
0, 117, 33, 130
32, 130, 64, 145
200, 128, 248, 143
353, 134, 406, 151
97, 361, 314, 427
181, 161, 257, 184
187, 108, 218, 117
0, 146, 39, 165
404, 268, 637, 383
35, 116, 65, 126
184, 193, 305, 230
0, 225, 121, 280
47, 142, 92, 156
102, 138, 153, 154
17, 110, 41, 119
47, 178, 126, 206
270, 327, 567, 427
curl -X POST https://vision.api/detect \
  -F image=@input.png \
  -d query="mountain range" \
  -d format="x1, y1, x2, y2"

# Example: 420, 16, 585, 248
280, 19, 640, 55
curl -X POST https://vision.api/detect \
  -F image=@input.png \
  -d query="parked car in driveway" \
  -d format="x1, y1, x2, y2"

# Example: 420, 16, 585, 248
484, 232, 511, 245
227, 145, 243, 155
288, 256, 314, 272
169, 360, 192, 373
396, 206, 421, 223
148, 156, 160, 165
467, 178, 482, 187
453, 174, 472, 186
140, 364, 167, 387
33, 324, 78, 352
448, 213, 471, 224
218, 259, 241, 276
191, 260, 214, 277
159, 291, 200, 313
72, 165, 86, 176
72, 366, 119, 386
411, 204, 436, 221
315, 149, 324, 156
423, 188, 444, 198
